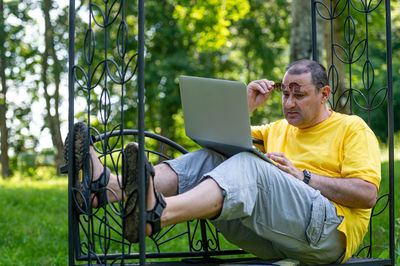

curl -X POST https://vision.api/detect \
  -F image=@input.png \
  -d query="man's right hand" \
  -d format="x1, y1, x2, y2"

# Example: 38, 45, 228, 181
247, 79, 276, 113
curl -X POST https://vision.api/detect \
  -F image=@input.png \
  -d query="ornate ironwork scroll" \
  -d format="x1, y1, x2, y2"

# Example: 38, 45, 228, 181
311, 0, 394, 264
67, 0, 394, 264
67, 0, 247, 264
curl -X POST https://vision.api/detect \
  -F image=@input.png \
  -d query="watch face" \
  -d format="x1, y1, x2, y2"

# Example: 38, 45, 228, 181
303, 170, 311, 184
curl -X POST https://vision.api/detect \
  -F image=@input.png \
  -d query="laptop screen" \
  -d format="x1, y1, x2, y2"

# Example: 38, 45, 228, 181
179, 75, 254, 155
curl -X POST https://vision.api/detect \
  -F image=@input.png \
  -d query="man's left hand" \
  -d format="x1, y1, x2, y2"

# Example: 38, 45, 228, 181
266, 152, 303, 180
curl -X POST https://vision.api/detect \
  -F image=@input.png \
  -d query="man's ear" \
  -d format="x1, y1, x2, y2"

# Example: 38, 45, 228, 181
320, 85, 331, 104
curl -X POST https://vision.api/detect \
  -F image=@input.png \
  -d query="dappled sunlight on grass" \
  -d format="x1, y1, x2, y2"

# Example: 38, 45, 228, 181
0, 171, 67, 190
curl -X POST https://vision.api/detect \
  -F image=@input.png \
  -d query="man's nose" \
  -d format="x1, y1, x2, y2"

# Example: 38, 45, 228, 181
284, 95, 296, 108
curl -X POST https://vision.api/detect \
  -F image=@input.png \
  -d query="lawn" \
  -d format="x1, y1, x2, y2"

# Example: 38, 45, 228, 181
0, 161, 399, 265
0, 172, 68, 265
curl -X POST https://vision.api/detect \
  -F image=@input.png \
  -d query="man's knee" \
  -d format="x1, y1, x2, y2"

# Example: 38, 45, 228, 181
154, 163, 178, 196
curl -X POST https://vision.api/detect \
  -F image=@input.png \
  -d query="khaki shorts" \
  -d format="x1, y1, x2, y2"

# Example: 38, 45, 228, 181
165, 149, 346, 265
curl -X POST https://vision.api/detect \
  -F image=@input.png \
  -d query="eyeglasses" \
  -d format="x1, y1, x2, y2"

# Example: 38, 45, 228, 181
274, 82, 316, 92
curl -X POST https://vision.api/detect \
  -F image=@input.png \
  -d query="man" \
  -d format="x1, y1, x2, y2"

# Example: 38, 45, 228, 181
67, 60, 381, 264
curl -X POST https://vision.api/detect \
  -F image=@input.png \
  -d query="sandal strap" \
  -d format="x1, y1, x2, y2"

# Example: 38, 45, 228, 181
60, 165, 68, 174
145, 161, 155, 178
146, 190, 166, 236
90, 167, 111, 208
145, 160, 165, 235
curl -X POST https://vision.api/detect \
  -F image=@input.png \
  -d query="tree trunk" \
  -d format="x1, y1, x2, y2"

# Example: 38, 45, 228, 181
289, 0, 313, 62
290, 0, 326, 63
41, 0, 64, 174
0, 0, 10, 178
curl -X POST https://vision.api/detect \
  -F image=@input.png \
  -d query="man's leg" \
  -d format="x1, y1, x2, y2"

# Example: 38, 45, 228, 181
89, 147, 187, 206
152, 177, 224, 228
147, 150, 341, 263
89, 147, 226, 235
88, 147, 344, 264
153, 163, 179, 197
144, 148, 227, 233
201, 152, 345, 265
91, 147, 225, 202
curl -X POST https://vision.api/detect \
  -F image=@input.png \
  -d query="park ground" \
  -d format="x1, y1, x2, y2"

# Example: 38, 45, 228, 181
0, 148, 399, 265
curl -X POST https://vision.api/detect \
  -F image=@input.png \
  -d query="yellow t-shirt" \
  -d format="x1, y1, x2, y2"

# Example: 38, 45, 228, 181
251, 111, 381, 263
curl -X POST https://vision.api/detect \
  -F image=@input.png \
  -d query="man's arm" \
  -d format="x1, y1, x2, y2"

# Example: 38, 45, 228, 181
267, 152, 378, 209
306, 173, 377, 209
247, 79, 276, 113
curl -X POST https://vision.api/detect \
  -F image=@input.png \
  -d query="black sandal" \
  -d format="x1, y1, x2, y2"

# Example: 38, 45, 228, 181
146, 189, 167, 236
61, 122, 110, 213
123, 142, 166, 243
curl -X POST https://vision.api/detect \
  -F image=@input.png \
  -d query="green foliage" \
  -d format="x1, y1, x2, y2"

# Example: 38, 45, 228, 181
173, 0, 250, 51
72, 0, 290, 147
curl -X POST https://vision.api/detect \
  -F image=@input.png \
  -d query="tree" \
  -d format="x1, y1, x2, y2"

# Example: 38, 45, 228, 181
231, 0, 290, 125
0, 0, 10, 178
144, 0, 252, 141
40, 0, 65, 174
289, 0, 313, 62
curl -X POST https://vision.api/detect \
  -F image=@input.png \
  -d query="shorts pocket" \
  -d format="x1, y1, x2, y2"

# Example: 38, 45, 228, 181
306, 195, 326, 245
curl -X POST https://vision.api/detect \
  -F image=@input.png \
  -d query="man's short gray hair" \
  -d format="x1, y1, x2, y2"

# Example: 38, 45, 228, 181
286, 59, 329, 91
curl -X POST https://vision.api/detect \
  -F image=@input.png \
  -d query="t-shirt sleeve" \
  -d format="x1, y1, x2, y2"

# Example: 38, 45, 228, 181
341, 119, 381, 189
251, 124, 271, 153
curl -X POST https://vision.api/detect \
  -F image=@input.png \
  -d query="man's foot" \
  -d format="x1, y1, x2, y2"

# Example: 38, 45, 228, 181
88, 146, 112, 208
63, 122, 110, 213
123, 142, 166, 243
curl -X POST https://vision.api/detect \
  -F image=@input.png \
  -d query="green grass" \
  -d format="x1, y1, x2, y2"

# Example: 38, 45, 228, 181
0, 174, 68, 265
0, 161, 399, 265
0, 168, 244, 265
361, 160, 400, 262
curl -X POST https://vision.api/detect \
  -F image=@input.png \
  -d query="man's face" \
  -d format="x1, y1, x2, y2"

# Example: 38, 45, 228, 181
281, 72, 326, 129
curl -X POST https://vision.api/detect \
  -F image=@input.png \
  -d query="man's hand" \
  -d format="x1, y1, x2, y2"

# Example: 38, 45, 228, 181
248, 79, 276, 113
266, 152, 303, 180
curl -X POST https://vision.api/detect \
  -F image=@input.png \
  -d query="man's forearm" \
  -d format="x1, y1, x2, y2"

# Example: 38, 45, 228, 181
266, 152, 378, 209
308, 173, 378, 209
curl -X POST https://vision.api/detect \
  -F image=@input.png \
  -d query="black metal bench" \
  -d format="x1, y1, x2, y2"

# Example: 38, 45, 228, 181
65, 0, 395, 265
69, 129, 257, 264
66, 128, 392, 265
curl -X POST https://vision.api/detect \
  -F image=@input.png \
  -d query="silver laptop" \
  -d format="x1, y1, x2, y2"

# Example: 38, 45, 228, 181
179, 75, 274, 164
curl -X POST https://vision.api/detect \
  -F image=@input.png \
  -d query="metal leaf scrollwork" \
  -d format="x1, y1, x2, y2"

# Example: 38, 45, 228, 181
344, 15, 356, 48
84, 28, 96, 65
313, 0, 393, 261
100, 87, 112, 123
72, 65, 90, 91
205, 221, 220, 251
333, 88, 352, 112
72, 129, 224, 263
362, 59, 375, 91
117, 20, 128, 58
327, 64, 339, 109
332, 0, 348, 18
98, 214, 112, 253
371, 194, 389, 217
350, 0, 383, 13
314, 1, 331, 20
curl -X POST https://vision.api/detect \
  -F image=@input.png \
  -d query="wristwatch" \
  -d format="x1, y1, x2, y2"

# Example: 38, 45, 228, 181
303, 169, 311, 184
